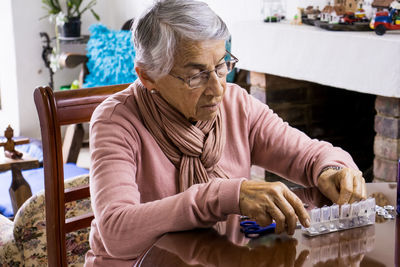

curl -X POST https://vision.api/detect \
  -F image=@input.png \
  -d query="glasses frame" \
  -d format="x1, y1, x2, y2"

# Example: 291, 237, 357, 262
169, 50, 239, 89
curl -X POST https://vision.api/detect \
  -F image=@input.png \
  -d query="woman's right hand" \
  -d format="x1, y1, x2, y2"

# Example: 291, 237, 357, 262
239, 180, 310, 235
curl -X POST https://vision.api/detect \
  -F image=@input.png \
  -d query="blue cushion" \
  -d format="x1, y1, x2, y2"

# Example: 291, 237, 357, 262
83, 24, 138, 88
0, 163, 89, 217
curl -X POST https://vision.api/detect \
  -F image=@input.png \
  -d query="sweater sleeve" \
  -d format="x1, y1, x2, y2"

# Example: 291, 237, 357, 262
244, 91, 358, 187
89, 117, 245, 259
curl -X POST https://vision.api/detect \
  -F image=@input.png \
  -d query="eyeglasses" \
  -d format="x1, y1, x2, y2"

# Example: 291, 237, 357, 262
169, 50, 239, 89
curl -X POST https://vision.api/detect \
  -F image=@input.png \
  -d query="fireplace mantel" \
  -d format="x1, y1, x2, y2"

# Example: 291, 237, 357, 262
230, 20, 400, 98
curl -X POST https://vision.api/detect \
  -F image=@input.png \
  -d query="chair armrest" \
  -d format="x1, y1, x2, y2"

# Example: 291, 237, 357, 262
59, 53, 88, 69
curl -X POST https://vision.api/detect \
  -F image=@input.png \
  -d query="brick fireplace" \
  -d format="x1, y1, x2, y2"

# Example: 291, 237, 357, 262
238, 71, 377, 183
373, 96, 400, 182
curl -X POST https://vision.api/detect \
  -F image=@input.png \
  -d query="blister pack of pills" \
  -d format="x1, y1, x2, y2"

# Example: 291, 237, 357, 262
376, 205, 396, 219
302, 198, 376, 236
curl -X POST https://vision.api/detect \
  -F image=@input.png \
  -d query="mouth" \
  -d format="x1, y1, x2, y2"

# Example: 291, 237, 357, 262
201, 102, 220, 108
200, 102, 221, 113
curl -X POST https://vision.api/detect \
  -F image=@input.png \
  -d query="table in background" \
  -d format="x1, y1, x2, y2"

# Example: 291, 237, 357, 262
230, 21, 400, 183
0, 154, 39, 215
137, 183, 399, 267
230, 21, 400, 97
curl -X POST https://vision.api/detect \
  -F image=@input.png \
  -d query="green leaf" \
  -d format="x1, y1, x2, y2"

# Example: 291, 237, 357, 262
41, 0, 62, 14
79, 0, 97, 16
90, 9, 100, 21
40, 0, 98, 19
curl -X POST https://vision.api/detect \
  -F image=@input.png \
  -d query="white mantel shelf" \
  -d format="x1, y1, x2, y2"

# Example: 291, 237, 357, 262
230, 20, 400, 98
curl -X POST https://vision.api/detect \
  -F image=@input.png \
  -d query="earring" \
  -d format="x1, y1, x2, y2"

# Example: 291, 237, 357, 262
150, 89, 158, 94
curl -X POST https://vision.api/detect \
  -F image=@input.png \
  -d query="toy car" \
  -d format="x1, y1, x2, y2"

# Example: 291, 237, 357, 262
355, 8, 369, 22
370, 3, 400, 35
340, 11, 369, 24
340, 12, 358, 24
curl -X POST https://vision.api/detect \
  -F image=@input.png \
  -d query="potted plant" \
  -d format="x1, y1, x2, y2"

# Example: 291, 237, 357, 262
42, 0, 100, 38
41, 0, 100, 73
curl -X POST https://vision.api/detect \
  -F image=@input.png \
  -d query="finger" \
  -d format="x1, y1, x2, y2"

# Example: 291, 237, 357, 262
337, 171, 353, 204
324, 187, 341, 204
285, 189, 310, 228
275, 197, 297, 235
265, 203, 286, 234
255, 212, 273, 227
294, 249, 310, 267
318, 176, 340, 204
284, 239, 297, 267
351, 253, 364, 265
361, 178, 367, 199
349, 174, 362, 203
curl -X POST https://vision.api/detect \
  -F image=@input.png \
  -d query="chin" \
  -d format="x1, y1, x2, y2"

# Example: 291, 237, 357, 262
196, 112, 218, 122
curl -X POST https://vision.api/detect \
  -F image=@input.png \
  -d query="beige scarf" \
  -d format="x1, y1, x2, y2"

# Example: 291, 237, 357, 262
134, 83, 228, 192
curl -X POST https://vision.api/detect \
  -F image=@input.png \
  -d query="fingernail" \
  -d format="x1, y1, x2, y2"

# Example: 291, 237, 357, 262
305, 219, 310, 228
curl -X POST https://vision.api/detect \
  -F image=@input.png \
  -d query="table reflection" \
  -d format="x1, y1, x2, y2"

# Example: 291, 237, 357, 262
302, 226, 374, 267
145, 217, 309, 267
138, 184, 399, 267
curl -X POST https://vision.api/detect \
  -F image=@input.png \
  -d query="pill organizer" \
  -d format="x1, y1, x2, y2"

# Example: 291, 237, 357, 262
302, 198, 376, 236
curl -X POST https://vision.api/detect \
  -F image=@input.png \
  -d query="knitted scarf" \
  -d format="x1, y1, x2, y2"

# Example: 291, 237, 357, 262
134, 82, 228, 192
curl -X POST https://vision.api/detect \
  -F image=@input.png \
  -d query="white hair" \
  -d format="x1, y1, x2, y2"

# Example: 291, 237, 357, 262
132, 0, 230, 79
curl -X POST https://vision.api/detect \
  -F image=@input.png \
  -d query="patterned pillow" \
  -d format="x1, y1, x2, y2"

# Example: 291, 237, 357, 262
0, 214, 23, 266
12, 174, 92, 266
83, 24, 137, 88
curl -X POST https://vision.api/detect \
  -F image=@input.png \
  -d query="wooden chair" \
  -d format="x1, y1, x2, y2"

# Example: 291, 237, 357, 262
33, 84, 129, 267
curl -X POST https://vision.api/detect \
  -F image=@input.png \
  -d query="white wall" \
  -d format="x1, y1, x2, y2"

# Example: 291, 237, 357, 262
85, 0, 154, 31
10, 0, 58, 138
0, 0, 20, 135
0, 0, 154, 139
0, 0, 76, 138
0, 0, 291, 139
204, 0, 264, 27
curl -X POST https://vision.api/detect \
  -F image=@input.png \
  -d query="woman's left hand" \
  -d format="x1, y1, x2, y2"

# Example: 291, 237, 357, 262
317, 167, 366, 205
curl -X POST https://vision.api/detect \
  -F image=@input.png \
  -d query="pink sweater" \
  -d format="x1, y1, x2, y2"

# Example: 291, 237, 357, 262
84, 82, 357, 266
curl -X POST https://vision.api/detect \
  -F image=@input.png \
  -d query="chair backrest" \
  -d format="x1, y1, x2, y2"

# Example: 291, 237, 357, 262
33, 84, 129, 267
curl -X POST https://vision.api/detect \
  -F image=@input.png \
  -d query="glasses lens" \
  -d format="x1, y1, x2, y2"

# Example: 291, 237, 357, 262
189, 72, 208, 88
187, 59, 237, 88
215, 62, 228, 77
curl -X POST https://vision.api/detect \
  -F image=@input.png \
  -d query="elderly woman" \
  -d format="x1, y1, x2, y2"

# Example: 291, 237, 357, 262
85, 0, 366, 266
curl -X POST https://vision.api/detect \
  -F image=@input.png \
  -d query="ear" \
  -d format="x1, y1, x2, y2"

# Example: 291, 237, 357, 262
135, 66, 156, 90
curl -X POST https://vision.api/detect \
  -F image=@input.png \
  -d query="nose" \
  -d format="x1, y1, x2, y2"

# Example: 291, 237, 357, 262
204, 71, 224, 97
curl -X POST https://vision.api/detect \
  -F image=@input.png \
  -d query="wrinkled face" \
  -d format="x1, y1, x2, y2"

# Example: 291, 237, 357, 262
153, 39, 227, 121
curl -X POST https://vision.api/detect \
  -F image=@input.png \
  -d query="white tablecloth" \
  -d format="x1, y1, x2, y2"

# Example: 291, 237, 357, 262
230, 21, 400, 97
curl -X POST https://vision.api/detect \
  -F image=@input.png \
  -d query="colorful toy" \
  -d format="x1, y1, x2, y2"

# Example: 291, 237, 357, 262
340, 11, 369, 24
370, 2, 400, 35
355, 8, 368, 20
0, 125, 29, 159
340, 12, 358, 24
